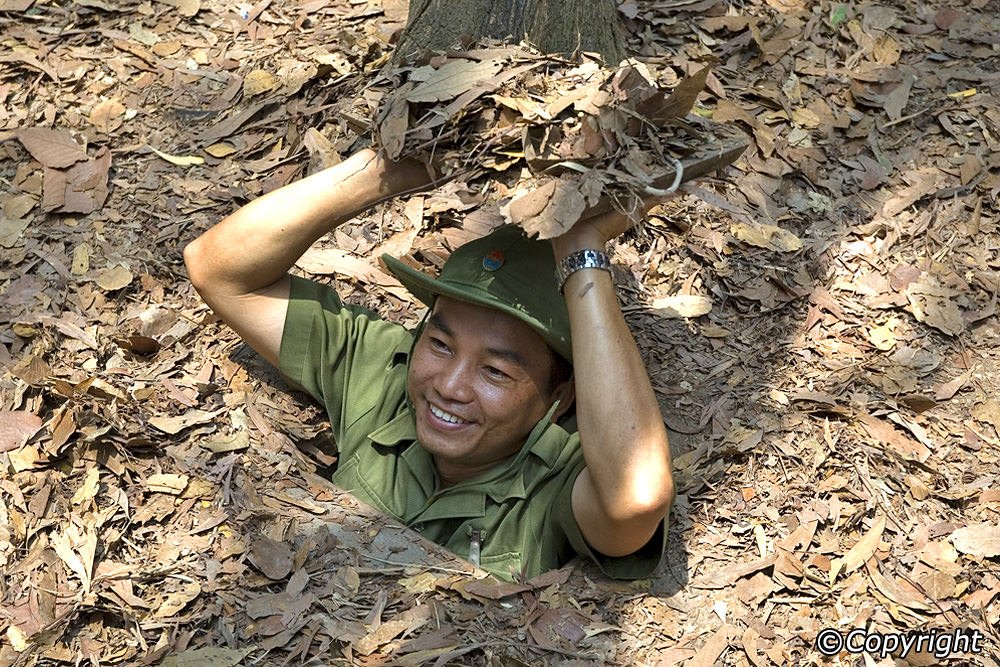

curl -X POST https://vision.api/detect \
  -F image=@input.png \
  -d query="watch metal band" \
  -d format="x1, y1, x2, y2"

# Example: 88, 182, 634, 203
555, 249, 612, 292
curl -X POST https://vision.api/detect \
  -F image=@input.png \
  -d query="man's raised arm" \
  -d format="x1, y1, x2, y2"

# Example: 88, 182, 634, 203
552, 212, 675, 558
183, 149, 431, 366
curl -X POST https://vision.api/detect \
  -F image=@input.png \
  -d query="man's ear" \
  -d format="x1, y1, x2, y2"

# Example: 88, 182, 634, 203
550, 375, 575, 422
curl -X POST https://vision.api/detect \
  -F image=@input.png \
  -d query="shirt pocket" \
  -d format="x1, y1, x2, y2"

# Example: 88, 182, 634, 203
479, 551, 523, 582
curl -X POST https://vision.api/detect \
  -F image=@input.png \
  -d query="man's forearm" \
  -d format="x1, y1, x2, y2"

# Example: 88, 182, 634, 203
185, 149, 430, 296
554, 231, 674, 528
564, 272, 673, 515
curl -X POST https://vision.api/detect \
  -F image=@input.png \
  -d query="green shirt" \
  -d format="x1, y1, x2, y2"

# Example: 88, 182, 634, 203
279, 276, 664, 580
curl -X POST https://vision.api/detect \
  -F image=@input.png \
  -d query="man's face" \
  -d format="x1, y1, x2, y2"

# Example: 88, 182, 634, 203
407, 296, 569, 482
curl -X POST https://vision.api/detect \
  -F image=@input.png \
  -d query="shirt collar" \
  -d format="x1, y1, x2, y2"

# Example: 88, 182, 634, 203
368, 408, 418, 445
365, 401, 574, 503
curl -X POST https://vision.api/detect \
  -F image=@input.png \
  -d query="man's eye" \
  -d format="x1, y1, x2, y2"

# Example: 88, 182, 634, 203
485, 366, 510, 380
429, 337, 450, 353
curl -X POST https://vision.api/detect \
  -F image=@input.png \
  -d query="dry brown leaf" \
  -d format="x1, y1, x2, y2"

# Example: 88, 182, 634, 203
692, 555, 777, 589
858, 413, 931, 462
12, 322, 39, 338
149, 145, 205, 166
0, 410, 43, 452
89, 98, 126, 133
95, 264, 134, 291
146, 473, 189, 494
765, 0, 805, 9
731, 222, 802, 252
50, 406, 77, 451
461, 578, 532, 600
883, 72, 913, 120
652, 294, 713, 318
903, 274, 964, 336
950, 524, 1000, 558
162, 647, 253, 667
248, 535, 294, 580
276, 60, 319, 98
201, 430, 249, 454
504, 179, 556, 225
393, 645, 462, 667
867, 317, 898, 351
0, 0, 35, 10
906, 474, 931, 500
71, 467, 101, 505
7, 443, 42, 472
129, 23, 160, 46
700, 324, 730, 338
686, 624, 738, 667
920, 570, 957, 600
638, 66, 710, 123
302, 127, 340, 168
152, 40, 181, 57
832, 513, 886, 582
297, 247, 401, 289
5, 626, 28, 652
60, 146, 112, 214
362, 606, 433, 655
159, 0, 200, 16
972, 400, 1000, 434
205, 143, 237, 158
865, 561, 932, 611
0, 216, 30, 248
154, 581, 202, 618
527, 606, 588, 647
148, 408, 221, 435
934, 373, 970, 401
243, 69, 276, 97
406, 58, 505, 103
37, 315, 99, 349
979, 490, 1000, 504
71, 243, 90, 274
508, 176, 591, 239
790, 107, 821, 128
1, 193, 35, 215
398, 571, 443, 595
330, 564, 361, 596
882, 168, 941, 217
379, 84, 412, 160
917, 540, 962, 574
51, 522, 97, 591
16, 127, 88, 168
734, 572, 776, 607
741, 627, 768, 667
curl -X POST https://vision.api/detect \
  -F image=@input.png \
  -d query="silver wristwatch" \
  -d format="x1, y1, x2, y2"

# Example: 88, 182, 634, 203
555, 249, 612, 292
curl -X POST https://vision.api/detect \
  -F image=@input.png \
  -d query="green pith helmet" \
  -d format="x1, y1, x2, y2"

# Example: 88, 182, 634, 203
382, 225, 572, 362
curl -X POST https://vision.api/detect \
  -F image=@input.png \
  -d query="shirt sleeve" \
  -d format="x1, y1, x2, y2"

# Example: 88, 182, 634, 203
278, 276, 414, 443
548, 461, 668, 580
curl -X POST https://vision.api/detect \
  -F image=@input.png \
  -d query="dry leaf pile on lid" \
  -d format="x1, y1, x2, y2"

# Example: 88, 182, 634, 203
370, 42, 747, 239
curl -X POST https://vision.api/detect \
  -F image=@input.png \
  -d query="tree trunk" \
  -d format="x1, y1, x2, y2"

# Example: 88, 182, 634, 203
395, 0, 626, 63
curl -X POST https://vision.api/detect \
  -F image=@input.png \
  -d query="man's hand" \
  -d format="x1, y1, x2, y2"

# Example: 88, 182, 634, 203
561, 207, 635, 247
552, 192, 676, 259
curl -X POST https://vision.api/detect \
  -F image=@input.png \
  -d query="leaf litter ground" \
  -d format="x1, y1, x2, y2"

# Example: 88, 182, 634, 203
1, 0, 999, 665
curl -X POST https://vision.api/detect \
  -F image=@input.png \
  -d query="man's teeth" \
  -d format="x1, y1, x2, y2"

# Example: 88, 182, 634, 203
430, 405, 466, 424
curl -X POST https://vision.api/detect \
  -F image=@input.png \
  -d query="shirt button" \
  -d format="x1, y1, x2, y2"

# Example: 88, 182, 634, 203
411, 523, 424, 532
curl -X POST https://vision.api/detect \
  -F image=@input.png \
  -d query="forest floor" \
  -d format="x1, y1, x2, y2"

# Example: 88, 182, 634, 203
1, 0, 999, 665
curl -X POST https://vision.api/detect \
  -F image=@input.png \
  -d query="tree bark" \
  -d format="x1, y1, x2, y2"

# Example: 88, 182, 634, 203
395, 0, 626, 63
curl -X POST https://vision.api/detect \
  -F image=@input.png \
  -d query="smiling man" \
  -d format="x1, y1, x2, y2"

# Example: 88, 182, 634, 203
406, 298, 574, 486
183, 149, 674, 580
